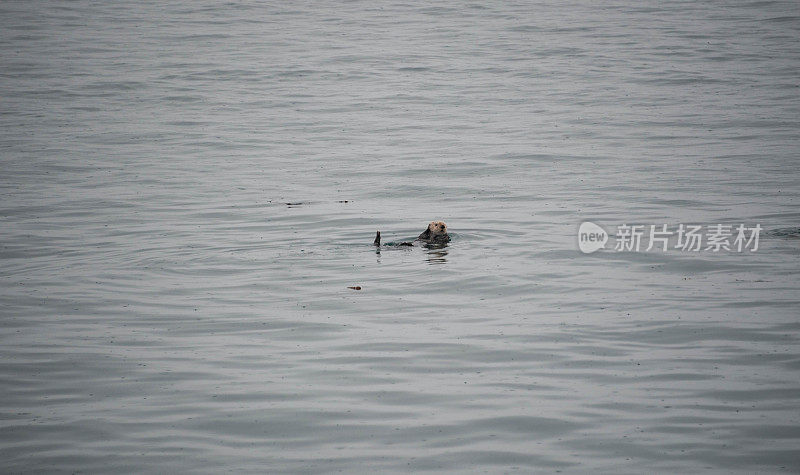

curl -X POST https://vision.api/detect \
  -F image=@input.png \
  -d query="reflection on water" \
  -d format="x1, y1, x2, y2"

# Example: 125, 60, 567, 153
373, 240, 449, 264
424, 242, 449, 264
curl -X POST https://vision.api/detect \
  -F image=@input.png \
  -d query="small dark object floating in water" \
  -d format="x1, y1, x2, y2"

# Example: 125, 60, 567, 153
348, 286, 362, 290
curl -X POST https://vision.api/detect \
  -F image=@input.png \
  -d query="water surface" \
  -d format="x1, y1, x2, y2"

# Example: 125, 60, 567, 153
1, 1, 799, 473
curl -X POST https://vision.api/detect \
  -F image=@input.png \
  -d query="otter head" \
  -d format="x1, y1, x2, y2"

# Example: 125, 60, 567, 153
419, 221, 449, 241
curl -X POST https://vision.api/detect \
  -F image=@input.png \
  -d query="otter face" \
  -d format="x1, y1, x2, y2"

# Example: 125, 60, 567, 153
428, 221, 447, 236
419, 221, 449, 242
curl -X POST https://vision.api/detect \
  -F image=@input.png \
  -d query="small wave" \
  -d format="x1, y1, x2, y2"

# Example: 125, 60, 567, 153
767, 227, 800, 238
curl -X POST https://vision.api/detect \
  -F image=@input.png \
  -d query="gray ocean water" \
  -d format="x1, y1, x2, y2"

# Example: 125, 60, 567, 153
2, 1, 800, 473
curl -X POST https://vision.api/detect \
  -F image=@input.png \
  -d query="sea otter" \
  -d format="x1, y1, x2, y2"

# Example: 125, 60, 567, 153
373, 221, 450, 246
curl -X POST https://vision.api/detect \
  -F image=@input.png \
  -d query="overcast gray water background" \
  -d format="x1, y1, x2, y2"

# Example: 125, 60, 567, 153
2, 1, 800, 473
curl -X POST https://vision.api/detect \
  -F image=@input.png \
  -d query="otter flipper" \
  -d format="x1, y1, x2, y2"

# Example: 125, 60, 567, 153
374, 231, 381, 246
